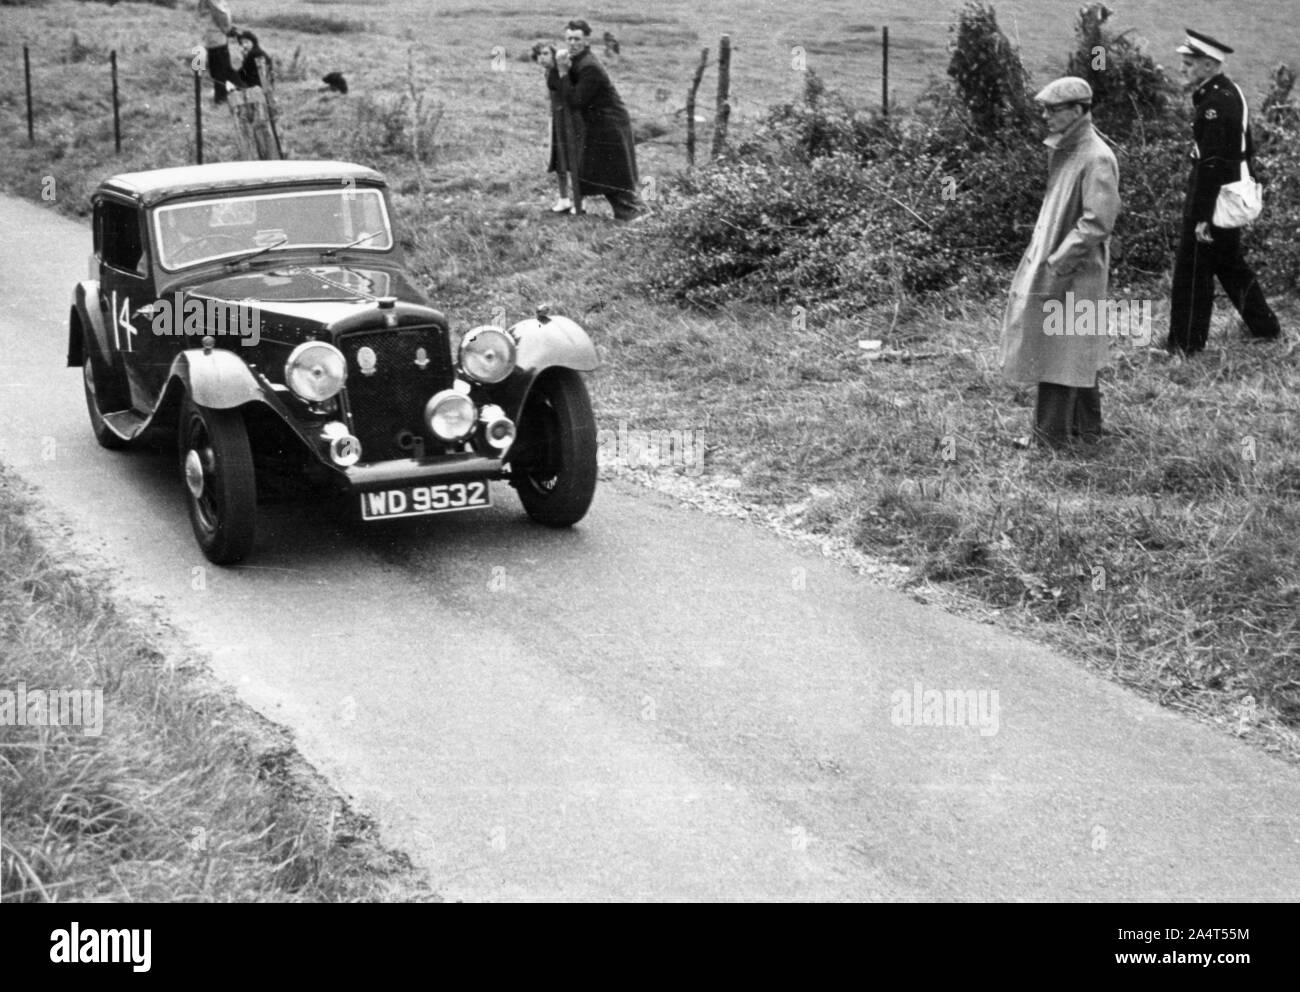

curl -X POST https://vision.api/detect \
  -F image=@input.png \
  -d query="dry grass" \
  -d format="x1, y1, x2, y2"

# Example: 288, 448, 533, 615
253, 12, 367, 35
0, 470, 437, 902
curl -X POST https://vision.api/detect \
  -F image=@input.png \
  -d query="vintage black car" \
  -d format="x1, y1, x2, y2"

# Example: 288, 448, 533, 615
69, 161, 598, 563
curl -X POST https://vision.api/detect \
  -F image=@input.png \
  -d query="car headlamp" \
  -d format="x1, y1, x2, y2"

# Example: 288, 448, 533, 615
478, 403, 516, 452
425, 390, 477, 441
458, 326, 516, 385
285, 342, 347, 402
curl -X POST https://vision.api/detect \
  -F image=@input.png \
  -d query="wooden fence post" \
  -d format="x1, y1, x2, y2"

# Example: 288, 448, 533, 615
24, 45, 34, 144
711, 34, 731, 159
881, 26, 889, 116
193, 71, 203, 165
110, 50, 121, 154
686, 47, 709, 166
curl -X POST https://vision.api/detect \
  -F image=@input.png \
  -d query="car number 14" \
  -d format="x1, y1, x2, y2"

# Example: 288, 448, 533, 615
361, 481, 490, 520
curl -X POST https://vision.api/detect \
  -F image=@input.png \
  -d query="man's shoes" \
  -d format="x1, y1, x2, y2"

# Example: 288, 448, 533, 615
550, 197, 573, 213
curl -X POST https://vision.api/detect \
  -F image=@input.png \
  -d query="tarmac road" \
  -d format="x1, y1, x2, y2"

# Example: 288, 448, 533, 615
2, 194, 1299, 901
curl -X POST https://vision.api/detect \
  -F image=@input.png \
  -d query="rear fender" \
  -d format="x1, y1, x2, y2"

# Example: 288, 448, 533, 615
68, 281, 108, 366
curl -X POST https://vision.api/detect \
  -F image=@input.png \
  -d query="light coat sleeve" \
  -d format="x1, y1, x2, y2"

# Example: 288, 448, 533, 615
209, 0, 234, 34
1047, 154, 1120, 274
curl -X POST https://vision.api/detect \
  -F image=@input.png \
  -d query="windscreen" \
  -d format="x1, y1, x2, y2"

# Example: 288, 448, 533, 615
153, 187, 393, 270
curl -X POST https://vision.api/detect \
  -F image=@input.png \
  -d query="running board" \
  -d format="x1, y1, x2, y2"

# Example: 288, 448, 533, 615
102, 410, 149, 440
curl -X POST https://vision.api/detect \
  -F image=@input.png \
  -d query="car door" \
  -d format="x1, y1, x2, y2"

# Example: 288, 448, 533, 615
95, 195, 159, 411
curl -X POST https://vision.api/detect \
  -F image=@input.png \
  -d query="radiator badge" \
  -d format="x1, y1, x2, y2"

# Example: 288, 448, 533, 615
414, 346, 430, 369
356, 346, 377, 376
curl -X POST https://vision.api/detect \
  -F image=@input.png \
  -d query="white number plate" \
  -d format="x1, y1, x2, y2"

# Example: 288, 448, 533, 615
360, 480, 490, 520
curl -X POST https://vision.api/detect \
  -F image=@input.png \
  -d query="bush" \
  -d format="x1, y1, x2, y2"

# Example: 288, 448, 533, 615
1254, 119, 1300, 292
1261, 64, 1300, 128
345, 91, 443, 163
1065, 3, 1179, 142
748, 70, 901, 165
638, 75, 1043, 314
946, 1, 1034, 138
63, 32, 107, 65
635, 3, 1299, 317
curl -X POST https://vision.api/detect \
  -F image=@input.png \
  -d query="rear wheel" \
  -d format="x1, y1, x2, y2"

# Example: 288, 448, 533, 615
179, 397, 257, 564
81, 326, 130, 450
510, 369, 597, 527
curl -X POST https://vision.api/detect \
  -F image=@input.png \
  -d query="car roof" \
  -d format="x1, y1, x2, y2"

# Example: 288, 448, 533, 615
98, 161, 387, 207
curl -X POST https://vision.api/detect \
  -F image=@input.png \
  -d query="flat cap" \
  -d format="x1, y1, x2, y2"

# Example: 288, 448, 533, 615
1176, 29, 1233, 61
1033, 76, 1093, 105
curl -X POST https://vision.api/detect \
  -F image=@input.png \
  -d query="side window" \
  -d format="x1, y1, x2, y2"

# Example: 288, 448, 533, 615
99, 200, 146, 275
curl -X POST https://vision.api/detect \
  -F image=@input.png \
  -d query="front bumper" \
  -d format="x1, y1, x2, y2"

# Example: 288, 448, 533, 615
343, 453, 504, 492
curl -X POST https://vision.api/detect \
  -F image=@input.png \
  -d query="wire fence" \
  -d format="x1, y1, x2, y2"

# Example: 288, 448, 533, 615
17, 27, 903, 169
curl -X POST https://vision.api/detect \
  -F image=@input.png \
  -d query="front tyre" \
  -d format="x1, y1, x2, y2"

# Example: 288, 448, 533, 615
510, 369, 597, 527
81, 326, 130, 450
179, 397, 257, 564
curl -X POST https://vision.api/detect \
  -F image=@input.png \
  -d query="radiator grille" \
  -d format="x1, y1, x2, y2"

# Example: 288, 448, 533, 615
339, 326, 454, 463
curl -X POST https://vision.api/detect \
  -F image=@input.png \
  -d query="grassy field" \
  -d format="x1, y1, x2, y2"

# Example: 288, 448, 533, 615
1, 0, 1299, 899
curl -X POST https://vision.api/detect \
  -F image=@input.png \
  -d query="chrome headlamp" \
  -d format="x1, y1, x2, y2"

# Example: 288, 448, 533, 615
285, 342, 347, 402
478, 403, 516, 452
458, 325, 517, 385
425, 389, 477, 442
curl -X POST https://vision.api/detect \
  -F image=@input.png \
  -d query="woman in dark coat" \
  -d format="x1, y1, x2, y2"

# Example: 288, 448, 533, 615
554, 19, 644, 220
235, 30, 273, 89
533, 43, 576, 213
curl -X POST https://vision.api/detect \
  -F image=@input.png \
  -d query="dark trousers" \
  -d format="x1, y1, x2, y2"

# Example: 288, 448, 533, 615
1034, 381, 1101, 449
1168, 215, 1280, 353
572, 186, 643, 220
605, 187, 644, 221
207, 45, 237, 104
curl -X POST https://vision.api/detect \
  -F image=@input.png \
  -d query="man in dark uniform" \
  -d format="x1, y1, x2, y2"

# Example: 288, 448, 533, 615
554, 19, 645, 221
1168, 29, 1281, 354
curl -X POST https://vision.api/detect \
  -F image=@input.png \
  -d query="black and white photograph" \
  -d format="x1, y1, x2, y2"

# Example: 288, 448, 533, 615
0, 0, 1296, 965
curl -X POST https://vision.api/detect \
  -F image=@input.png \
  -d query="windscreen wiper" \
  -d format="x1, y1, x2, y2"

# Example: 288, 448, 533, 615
222, 236, 289, 268
321, 231, 386, 257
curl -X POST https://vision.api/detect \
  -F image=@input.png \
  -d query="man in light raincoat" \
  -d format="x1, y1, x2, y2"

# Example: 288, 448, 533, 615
197, 0, 240, 105
1000, 77, 1120, 448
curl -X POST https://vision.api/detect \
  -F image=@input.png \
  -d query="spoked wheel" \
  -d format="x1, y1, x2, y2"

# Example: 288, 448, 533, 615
81, 327, 130, 450
509, 369, 597, 527
178, 396, 257, 564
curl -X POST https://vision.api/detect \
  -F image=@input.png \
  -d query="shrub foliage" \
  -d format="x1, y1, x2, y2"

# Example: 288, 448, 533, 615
637, 3, 1298, 315
946, 1, 1034, 136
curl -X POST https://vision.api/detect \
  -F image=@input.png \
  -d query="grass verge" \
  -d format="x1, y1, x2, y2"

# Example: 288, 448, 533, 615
0, 467, 437, 901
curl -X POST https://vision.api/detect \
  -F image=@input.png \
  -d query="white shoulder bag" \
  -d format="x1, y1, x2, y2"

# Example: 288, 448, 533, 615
1212, 84, 1263, 228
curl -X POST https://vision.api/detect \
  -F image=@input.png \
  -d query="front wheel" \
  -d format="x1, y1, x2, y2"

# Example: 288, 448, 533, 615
509, 369, 597, 527
179, 397, 257, 564
81, 326, 130, 450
